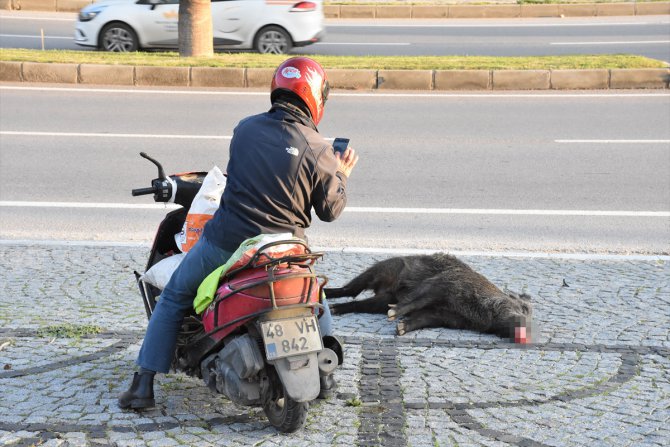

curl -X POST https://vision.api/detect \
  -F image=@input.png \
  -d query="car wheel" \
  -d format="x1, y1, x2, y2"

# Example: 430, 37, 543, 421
254, 26, 292, 54
99, 22, 139, 52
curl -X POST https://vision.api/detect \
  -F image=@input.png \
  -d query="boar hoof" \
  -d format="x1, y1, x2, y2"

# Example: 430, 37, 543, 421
387, 308, 397, 321
396, 321, 405, 335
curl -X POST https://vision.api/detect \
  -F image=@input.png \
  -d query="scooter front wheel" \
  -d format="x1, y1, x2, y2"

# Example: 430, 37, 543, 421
262, 367, 308, 432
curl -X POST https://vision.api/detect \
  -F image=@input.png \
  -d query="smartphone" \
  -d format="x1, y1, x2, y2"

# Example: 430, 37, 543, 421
332, 137, 350, 156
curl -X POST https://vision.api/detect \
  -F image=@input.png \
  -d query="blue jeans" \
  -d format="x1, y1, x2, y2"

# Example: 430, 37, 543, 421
137, 236, 333, 373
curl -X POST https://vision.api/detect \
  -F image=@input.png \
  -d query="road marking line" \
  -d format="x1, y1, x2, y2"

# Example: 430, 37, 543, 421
0, 34, 72, 39
556, 139, 670, 144
0, 86, 269, 95
552, 40, 670, 45
320, 246, 670, 261
314, 42, 411, 46
0, 15, 75, 21
345, 207, 670, 217
8, 132, 668, 146
0, 239, 667, 261
0, 131, 232, 139
2, 86, 669, 99
326, 22, 667, 28
0, 131, 339, 141
1, 202, 668, 217
0, 201, 181, 210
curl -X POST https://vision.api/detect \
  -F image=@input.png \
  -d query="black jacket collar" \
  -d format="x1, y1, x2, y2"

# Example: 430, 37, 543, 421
269, 99, 317, 132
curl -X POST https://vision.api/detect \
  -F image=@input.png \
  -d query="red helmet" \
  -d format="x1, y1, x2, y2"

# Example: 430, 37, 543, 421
271, 57, 330, 126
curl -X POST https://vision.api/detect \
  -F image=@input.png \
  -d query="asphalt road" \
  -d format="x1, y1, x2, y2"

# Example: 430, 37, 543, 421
1, 11, 669, 62
1, 85, 669, 254
312, 18, 670, 62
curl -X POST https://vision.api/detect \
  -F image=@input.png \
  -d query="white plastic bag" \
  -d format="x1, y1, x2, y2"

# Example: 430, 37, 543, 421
175, 166, 226, 252
141, 253, 186, 290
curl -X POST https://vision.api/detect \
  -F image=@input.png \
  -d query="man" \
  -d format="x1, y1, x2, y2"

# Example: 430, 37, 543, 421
119, 57, 359, 409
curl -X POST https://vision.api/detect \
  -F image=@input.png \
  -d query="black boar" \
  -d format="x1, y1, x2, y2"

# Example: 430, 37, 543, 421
325, 254, 533, 343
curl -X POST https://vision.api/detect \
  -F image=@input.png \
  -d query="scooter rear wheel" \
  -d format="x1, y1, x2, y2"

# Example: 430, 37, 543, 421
262, 368, 308, 433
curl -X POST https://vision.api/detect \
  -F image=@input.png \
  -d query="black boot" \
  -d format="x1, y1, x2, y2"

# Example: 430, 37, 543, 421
118, 371, 155, 410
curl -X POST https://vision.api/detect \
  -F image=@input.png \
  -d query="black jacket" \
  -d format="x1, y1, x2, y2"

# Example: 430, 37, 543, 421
203, 101, 348, 252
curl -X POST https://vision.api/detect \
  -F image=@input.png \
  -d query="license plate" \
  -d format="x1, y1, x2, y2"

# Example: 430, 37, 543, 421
261, 315, 323, 361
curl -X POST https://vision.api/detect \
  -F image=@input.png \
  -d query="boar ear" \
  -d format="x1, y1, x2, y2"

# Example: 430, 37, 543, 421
519, 293, 532, 301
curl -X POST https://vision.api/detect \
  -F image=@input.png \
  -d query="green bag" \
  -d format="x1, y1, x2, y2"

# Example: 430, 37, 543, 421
193, 234, 303, 314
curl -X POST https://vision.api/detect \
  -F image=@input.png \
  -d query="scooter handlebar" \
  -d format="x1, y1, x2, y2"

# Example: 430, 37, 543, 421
132, 187, 158, 196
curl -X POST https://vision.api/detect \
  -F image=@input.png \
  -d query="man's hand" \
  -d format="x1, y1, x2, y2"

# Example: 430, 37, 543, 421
336, 147, 359, 177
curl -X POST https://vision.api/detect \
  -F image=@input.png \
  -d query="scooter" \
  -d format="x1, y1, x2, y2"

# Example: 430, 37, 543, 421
131, 152, 343, 433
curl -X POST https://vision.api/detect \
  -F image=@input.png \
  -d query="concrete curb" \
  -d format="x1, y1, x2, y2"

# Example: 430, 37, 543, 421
0, 0, 95, 12
378, 69, 433, 89
79, 63, 134, 85
21, 61, 78, 83
2, 1, 669, 17
135, 65, 189, 86
1, 61, 668, 90
492, 69, 551, 89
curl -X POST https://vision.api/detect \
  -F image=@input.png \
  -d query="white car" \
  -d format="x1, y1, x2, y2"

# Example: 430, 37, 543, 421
75, 0, 324, 54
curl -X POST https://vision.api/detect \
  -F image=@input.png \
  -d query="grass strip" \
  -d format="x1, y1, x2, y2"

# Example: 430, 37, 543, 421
36, 323, 103, 339
1, 49, 667, 70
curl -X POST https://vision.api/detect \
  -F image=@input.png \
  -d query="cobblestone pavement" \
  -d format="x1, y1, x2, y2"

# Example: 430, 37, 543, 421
0, 243, 668, 447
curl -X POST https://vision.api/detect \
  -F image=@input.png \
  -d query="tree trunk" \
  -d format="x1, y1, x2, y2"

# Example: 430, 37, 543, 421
178, 0, 213, 57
